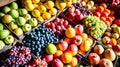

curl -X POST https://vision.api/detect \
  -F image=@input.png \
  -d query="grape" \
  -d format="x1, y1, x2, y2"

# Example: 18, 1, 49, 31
0, 46, 32, 67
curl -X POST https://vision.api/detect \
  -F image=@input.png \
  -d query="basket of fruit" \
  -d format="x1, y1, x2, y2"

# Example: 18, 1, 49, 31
86, 41, 118, 67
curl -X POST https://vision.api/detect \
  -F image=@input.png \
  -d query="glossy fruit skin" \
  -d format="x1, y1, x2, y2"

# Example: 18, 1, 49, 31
2, 15, 13, 24
0, 30, 10, 39
61, 52, 73, 63
16, 17, 26, 26
9, 9, 19, 18
72, 35, 82, 46
57, 40, 68, 51
65, 27, 76, 38
10, 2, 18, 10
0, 40, 5, 50
29, 18, 38, 27
88, 53, 100, 65
46, 43, 57, 54
44, 54, 53, 63
67, 44, 78, 56
52, 59, 63, 67
4, 35, 14, 44
74, 24, 84, 35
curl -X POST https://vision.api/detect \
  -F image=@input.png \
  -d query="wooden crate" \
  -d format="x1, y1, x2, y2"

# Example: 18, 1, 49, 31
0, 0, 16, 7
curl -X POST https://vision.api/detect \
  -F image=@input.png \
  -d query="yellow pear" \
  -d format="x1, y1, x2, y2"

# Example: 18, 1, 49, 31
25, 4, 34, 11
80, 40, 91, 52
72, 0, 77, 4
66, 2, 72, 7
38, 5, 47, 13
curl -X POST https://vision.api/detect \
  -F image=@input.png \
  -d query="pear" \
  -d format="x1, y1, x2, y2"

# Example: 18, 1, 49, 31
9, 22, 18, 30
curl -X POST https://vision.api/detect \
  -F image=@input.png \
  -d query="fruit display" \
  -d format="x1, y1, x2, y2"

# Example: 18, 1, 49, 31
0, 2, 38, 37
94, 3, 115, 26
0, 23, 14, 50
87, 42, 117, 67
82, 16, 107, 39
100, 23, 120, 56
0, 0, 120, 67
22, 24, 59, 56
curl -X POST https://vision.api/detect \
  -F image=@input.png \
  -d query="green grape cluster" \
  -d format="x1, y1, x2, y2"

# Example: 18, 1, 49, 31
83, 16, 107, 39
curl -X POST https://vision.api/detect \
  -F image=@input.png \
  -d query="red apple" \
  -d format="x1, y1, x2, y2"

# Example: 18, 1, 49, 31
76, 14, 83, 21
55, 25, 62, 31
52, 59, 63, 67
113, 44, 120, 52
102, 36, 111, 44
104, 32, 111, 37
114, 19, 120, 26
57, 40, 68, 51
68, 6, 75, 14
74, 9, 80, 15
63, 20, 68, 27
88, 53, 100, 65
51, 27, 56, 32
68, 13, 76, 20
44, 54, 53, 63
50, 23, 55, 29
55, 18, 60, 24
55, 31, 61, 35
45, 22, 51, 28
72, 35, 82, 46
74, 24, 84, 35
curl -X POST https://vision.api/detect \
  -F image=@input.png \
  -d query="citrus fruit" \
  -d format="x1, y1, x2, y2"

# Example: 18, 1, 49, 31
65, 27, 76, 38
54, 50, 63, 58
61, 52, 73, 63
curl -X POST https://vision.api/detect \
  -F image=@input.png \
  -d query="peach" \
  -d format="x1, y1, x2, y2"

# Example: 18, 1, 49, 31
52, 58, 63, 67
57, 40, 68, 51
43, 54, 53, 63
64, 38, 71, 44
110, 38, 117, 46
67, 44, 78, 56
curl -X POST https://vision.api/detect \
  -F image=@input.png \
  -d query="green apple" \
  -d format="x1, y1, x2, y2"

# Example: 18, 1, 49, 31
78, 65, 84, 67
4, 35, 14, 44
9, 9, 19, 18
23, 14, 31, 21
2, 6, 11, 13
117, 38, 120, 44
46, 43, 57, 54
29, 18, 38, 27
16, 17, 26, 26
18, 8, 28, 16
22, 24, 32, 32
0, 40, 5, 50
0, 30, 10, 39
10, 2, 18, 10
0, 12, 5, 18
14, 28, 23, 36
0, 23, 4, 30
9, 22, 18, 30
113, 27, 120, 33
2, 15, 13, 24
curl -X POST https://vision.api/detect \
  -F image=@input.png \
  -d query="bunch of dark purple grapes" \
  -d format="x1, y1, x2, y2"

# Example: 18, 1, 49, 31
2, 46, 32, 67
73, 2, 93, 16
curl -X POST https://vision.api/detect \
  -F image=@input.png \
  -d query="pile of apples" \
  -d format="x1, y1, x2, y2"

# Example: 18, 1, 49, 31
0, 23, 14, 50
88, 43, 116, 67
45, 17, 71, 36
94, 3, 115, 26
101, 21, 120, 56
42, 24, 95, 67
22, 0, 58, 21
0, 2, 38, 36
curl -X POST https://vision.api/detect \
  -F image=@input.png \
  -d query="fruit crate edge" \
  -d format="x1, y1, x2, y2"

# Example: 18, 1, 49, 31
0, 0, 16, 7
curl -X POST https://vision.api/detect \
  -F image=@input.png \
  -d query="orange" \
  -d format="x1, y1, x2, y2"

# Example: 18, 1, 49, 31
110, 38, 117, 46
54, 50, 63, 58
100, 3, 107, 9
78, 49, 85, 55
65, 27, 76, 38
61, 52, 73, 63
69, 57, 78, 67
64, 38, 71, 44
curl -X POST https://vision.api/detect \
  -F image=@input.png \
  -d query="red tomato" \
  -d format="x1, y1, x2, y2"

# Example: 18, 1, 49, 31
105, 21, 111, 26
97, 6, 104, 13
100, 17, 106, 22
114, 19, 120, 26
94, 12, 101, 17
110, 10, 115, 15
101, 12, 109, 17
100, 3, 107, 9
106, 17, 113, 23
104, 9, 110, 15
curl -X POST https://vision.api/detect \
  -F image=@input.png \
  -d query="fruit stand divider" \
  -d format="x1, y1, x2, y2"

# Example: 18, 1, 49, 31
0, 40, 36, 66
85, 41, 119, 67
0, 0, 16, 7
0, 22, 18, 54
